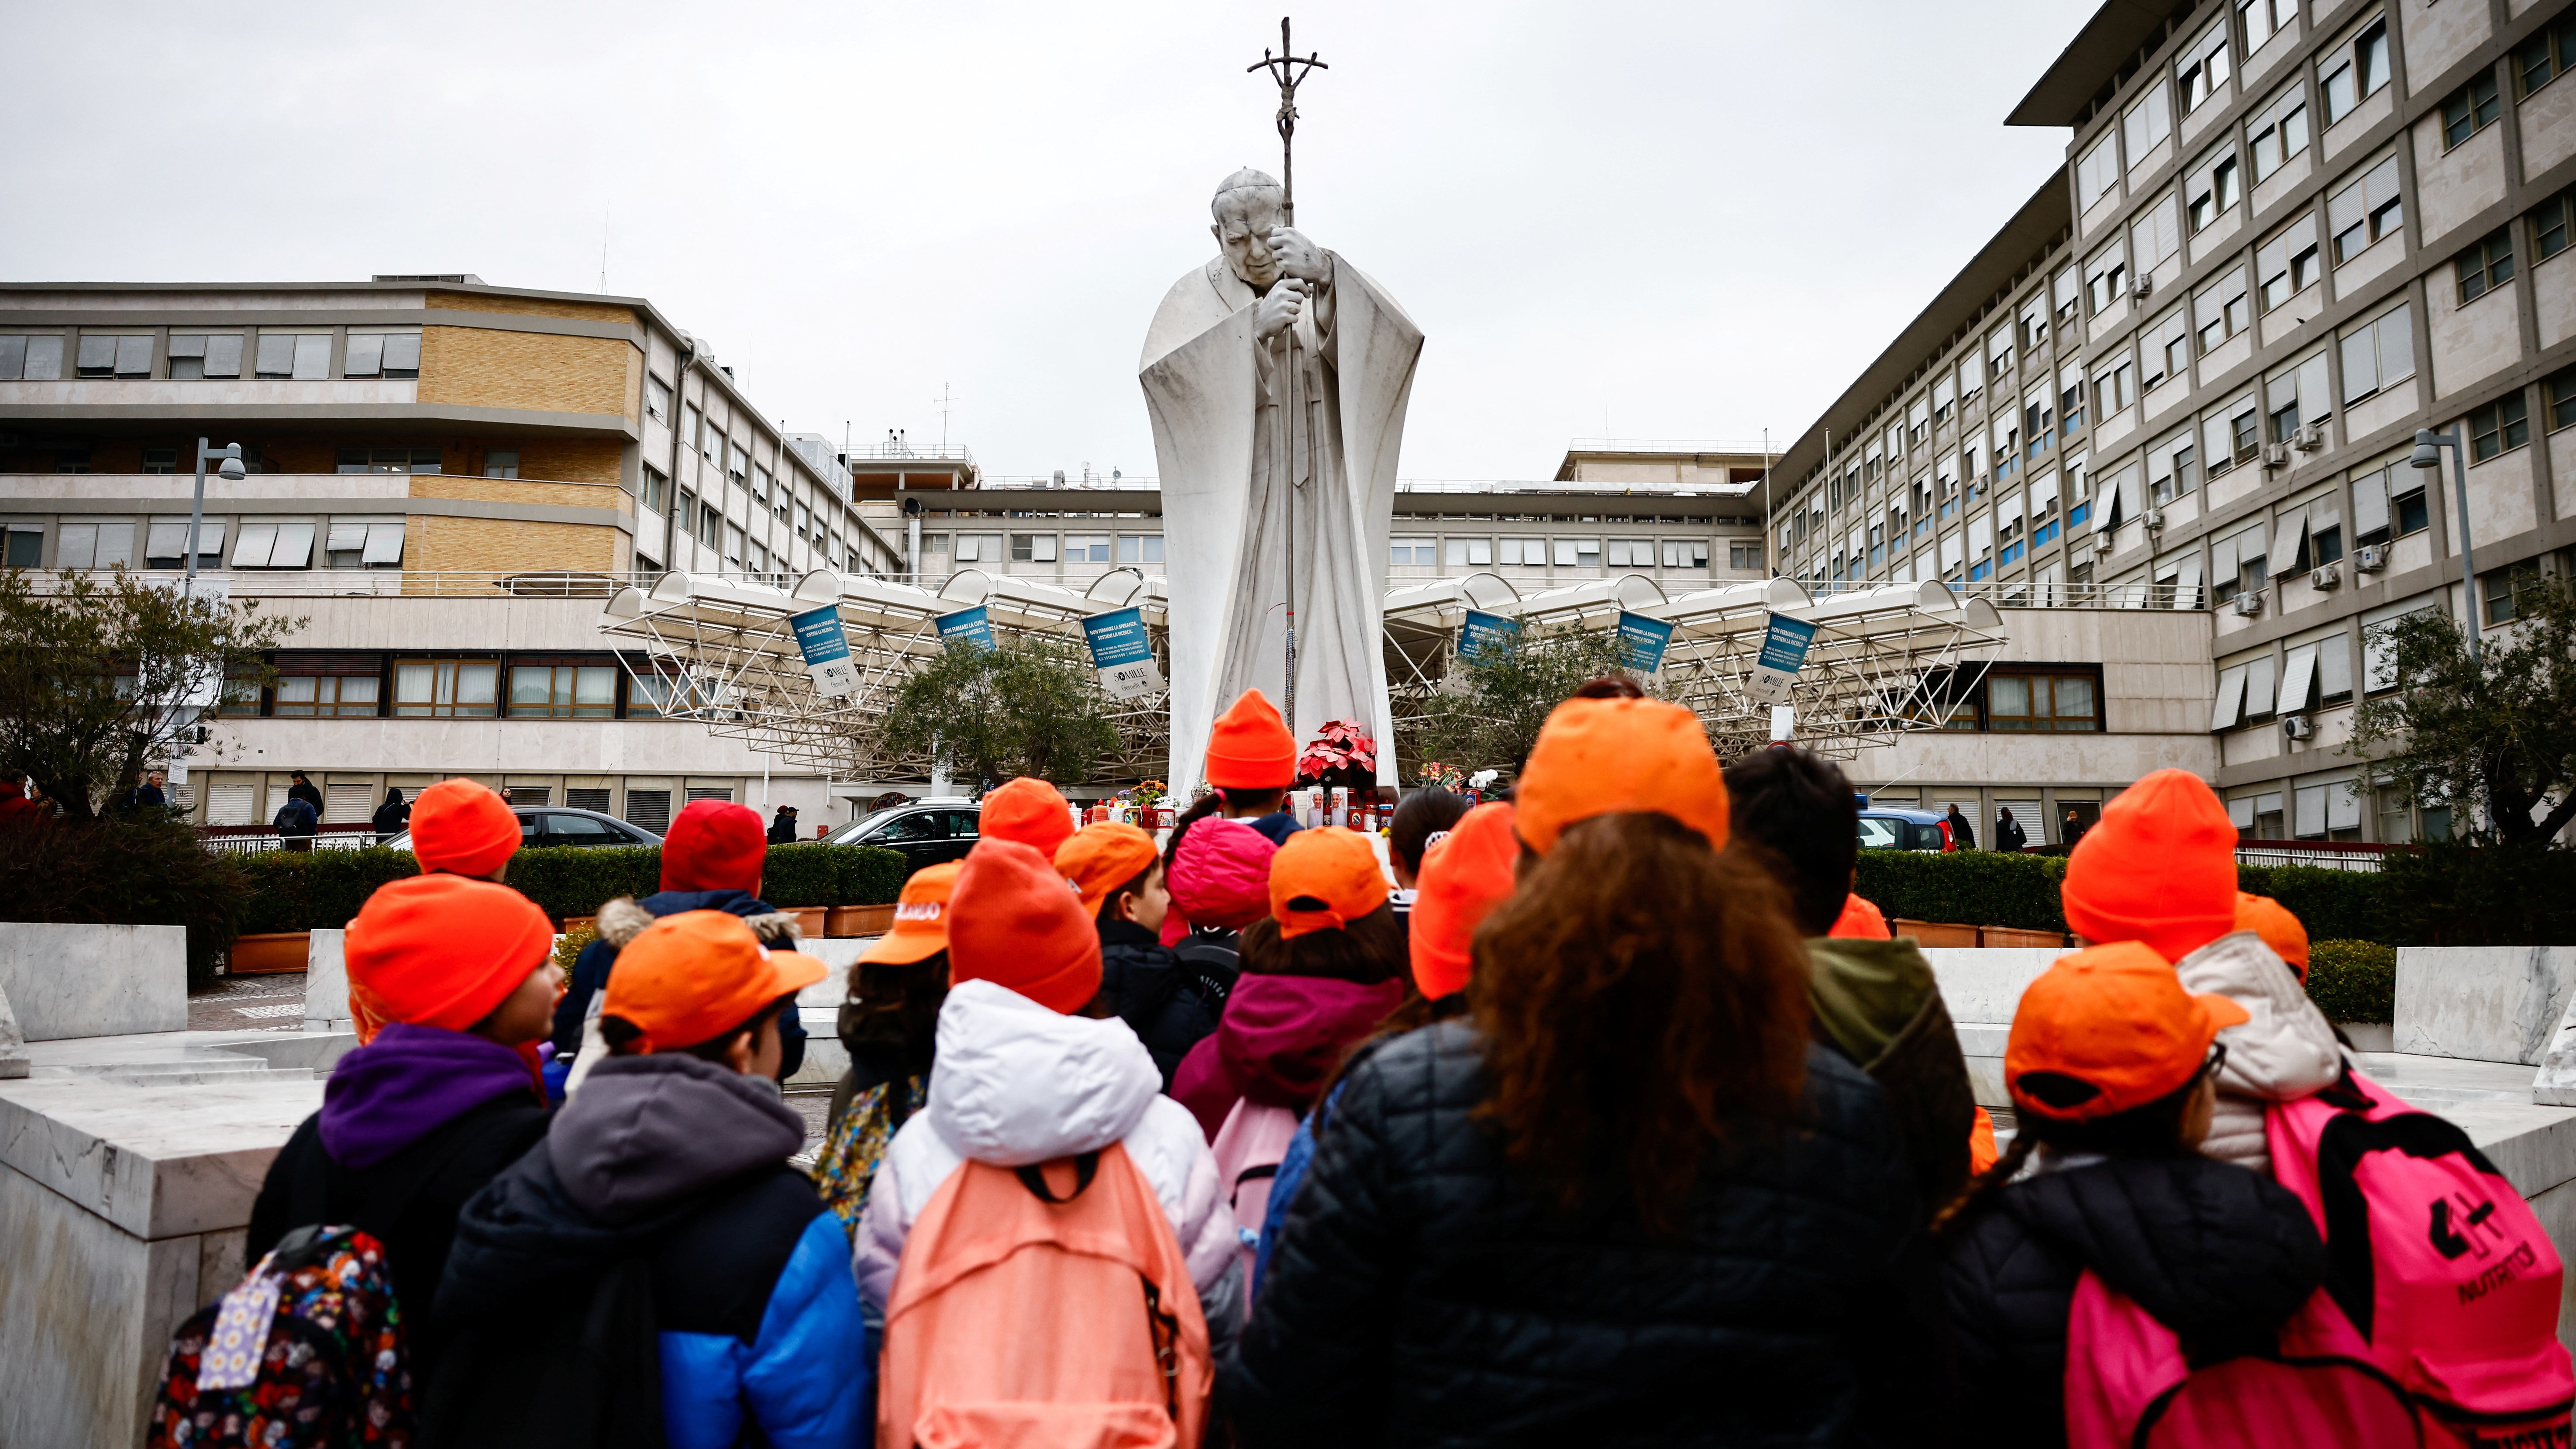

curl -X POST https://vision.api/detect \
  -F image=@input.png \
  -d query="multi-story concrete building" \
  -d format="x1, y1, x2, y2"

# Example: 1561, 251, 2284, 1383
0, 276, 902, 833
1773, 0, 2576, 847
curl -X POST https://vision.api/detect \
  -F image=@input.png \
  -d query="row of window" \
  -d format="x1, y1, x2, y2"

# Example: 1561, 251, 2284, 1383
218, 654, 686, 721
3, 516, 409, 572
0, 328, 424, 383
1928, 665, 2106, 733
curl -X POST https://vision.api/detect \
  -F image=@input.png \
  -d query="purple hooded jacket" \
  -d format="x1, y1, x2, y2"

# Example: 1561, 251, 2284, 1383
1171, 972, 1404, 1140
319, 1022, 539, 1170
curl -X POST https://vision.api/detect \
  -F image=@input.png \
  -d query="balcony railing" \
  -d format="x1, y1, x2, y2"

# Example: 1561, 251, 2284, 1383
1798, 579, 2207, 611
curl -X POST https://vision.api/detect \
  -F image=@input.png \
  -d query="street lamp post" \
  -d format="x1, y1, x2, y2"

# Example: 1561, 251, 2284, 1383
184, 438, 246, 602
2408, 426, 2478, 662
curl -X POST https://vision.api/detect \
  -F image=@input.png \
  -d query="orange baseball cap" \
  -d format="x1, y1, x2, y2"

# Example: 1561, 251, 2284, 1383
1057, 823, 1161, 918
2062, 769, 2240, 963
2235, 891, 2310, 980
980, 777, 1074, 858
344, 873, 555, 1042
408, 778, 522, 878
1409, 802, 1519, 999
1514, 696, 1729, 855
860, 862, 962, 966
1269, 825, 1390, 939
2005, 941, 2249, 1123
949, 838, 1102, 1013
599, 910, 827, 1054
1205, 689, 1297, 789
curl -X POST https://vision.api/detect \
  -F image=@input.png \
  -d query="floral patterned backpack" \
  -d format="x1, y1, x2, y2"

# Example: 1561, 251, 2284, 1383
147, 1225, 413, 1448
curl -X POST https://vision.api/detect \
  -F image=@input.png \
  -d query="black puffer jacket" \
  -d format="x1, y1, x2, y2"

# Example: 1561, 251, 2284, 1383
1941, 1154, 2327, 1449
1223, 1023, 1952, 1447
1099, 918, 1231, 1089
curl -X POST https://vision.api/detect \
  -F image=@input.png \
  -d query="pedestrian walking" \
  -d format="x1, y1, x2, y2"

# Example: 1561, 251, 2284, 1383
766, 804, 799, 844
125, 769, 168, 812
1224, 695, 1950, 1445
286, 769, 324, 816
371, 785, 408, 845
1996, 805, 2027, 852
272, 792, 318, 852
1945, 801, 1976, 849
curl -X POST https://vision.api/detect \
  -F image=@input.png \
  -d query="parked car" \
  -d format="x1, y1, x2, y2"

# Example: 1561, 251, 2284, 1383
820, 797, 980, 875
1857, 807, 1953, 852
382, 807, 662, 854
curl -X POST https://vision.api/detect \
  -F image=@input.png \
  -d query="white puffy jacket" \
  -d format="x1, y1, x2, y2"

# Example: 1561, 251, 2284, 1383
854, 979, 1243, 1333
2174, 930, 2344, 1175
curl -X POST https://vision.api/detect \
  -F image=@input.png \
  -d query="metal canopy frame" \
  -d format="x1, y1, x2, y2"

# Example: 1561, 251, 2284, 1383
604, 568, 2005, 784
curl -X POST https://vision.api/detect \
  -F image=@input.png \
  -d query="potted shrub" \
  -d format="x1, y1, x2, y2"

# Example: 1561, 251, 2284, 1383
827, 845, 910, 937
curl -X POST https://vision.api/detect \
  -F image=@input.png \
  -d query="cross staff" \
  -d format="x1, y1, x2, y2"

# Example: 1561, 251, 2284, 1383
1248, 16, 1327, 225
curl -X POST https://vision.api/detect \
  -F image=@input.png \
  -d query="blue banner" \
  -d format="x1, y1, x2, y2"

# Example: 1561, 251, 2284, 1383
1614, 611, 1674, 673
788, 604, 858, 697
1080, 607, 1163, 700
934, 605, 996, 652
1459, 609, 1520, 662
1747, 612, 1819, 706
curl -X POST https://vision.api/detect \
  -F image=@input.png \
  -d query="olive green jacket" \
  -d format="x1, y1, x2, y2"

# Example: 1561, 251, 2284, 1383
1807, 935, 1978, 1218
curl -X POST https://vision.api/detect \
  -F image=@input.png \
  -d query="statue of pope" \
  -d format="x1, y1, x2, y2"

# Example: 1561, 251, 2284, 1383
1140, 168, 1423, 793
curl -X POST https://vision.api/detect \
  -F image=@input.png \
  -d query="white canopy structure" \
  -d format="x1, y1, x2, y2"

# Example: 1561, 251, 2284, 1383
603, 568, 2006, 782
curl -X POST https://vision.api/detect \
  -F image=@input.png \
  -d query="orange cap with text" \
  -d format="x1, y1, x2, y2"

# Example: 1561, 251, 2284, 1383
859, 862, 963, 966
1204, 689, 1298, 789
1268, 825, 1390, 939
1514, 695, 1729, 855
599, 910, 827, 1055
980, 777, 1075, 858
1409, 802, 1519, 999
1056, 823, 1161, 918
2005, 941, 2249, 1123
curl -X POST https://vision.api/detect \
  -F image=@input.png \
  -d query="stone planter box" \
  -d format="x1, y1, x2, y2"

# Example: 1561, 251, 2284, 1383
227, 932, 311, 976
1978, 925, 2066, 949
827, 904, 895, 938
1893, 919, 1980, 948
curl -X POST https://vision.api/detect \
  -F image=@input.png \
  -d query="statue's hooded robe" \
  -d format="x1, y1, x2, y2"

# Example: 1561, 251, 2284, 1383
1140, 251, 1422, 792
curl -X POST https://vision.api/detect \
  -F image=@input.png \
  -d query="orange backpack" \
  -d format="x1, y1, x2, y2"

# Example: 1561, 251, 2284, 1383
878, 1142, 1212, 1449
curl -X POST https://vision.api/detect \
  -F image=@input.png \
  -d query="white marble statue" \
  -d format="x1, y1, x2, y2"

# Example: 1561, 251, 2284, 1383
1140, 168, 1423, 792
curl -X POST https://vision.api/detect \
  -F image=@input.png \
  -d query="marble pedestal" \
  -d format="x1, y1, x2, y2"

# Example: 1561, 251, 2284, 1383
0, 1042, 334, 1448
0, 924, 187, 1041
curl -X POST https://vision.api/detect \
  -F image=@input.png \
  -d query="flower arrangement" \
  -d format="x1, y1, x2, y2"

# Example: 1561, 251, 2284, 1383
1297, 719, 1378, 790
1417, 761, 1466, 792
1130, 779, 1166, 812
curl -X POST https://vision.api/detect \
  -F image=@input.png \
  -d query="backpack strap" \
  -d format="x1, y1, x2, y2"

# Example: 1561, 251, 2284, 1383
1231, 1162, 1280, 1210
1013, 1151, 1103, 1203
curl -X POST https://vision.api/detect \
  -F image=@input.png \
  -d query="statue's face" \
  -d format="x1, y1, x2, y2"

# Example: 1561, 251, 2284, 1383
1211, 190, 1286, 290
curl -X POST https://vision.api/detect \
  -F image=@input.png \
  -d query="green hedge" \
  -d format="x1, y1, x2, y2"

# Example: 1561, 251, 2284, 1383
1854, 850, 2069, 933
0, 817, 250, 987
237, 842, 910, 933
1853, 847, 2572, 950
2305, 939, 2397, 1023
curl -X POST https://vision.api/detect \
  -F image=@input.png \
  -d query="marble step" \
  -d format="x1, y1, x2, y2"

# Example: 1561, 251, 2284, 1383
57, 1066, 317, 1087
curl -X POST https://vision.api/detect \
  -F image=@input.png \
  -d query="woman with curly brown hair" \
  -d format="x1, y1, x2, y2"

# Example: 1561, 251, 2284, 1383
1220, 695, 1951, 1446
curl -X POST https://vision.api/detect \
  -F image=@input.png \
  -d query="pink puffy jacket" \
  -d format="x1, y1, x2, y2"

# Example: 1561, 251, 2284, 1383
1160, 817, 1278, 944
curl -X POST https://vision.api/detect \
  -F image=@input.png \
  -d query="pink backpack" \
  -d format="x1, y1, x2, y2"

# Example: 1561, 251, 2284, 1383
2064, 1270, 2421, 1446
2267, 1065, 2576, 1447
1208, 1098, 1300, 1312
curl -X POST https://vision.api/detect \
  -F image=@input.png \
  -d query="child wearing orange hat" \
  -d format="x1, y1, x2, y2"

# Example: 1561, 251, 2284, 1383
1060, 822, 1224, 1088
851, 837, 1245, 1346
1937, 942, 2336, 1445
246, 874, 559, 1387
554, 797, 810, 1090
1724, 744, 1980, 1219
813, 861, 961, 1234
435, 911, 866, 1446
978, 776, 1077, 857
1169, 826, 1407, 1141
1202, 689, 1305, 845
2061, 768, 2340, 1174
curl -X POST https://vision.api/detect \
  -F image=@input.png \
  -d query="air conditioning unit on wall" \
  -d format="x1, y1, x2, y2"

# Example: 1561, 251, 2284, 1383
2263, 442, 2290, 469
2293, 421, 2327, 452
2234, 590, 2265, 617
2355, 544, 2389, 573
2132, 275, 2155, 302
2283, 714, 2314, 741
2311, 561, 2342, 590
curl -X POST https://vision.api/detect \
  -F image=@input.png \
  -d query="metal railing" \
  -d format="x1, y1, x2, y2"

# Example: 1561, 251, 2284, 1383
198, 823, 385, 854
845, 442, 974, 462
1797, 579, 2207, 611
1563, 438, 1776, 456
2232, 839, 2393, 873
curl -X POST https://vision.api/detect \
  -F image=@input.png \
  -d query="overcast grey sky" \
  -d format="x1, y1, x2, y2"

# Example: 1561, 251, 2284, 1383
0, 1, 2086, 481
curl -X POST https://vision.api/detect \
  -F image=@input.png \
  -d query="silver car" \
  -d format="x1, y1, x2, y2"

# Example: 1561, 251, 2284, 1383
382, 806, 663, 852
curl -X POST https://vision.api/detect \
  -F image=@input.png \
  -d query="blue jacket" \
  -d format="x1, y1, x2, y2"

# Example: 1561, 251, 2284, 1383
555, 888, 807, 1077
438, 1053, 870, 1448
